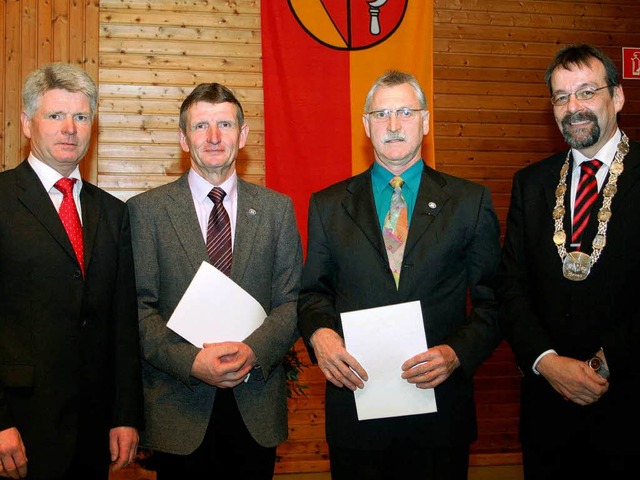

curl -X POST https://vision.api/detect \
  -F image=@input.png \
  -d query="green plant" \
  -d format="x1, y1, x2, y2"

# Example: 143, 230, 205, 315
283, 347, 308, 398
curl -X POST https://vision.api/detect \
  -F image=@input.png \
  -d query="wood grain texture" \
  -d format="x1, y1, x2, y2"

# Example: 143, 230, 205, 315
0, 0, 98, 178
3, 0, 640, 475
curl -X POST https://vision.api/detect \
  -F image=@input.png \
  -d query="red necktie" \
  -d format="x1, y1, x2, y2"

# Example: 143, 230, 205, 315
54, 177, 85, 276
572, 159, 602, 247
206, 187, 232, 276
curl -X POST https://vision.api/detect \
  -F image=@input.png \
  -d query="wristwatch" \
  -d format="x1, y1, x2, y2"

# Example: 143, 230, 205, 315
587, 351, 610, 379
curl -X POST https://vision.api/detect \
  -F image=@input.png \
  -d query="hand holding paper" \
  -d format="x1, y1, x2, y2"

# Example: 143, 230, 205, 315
167, 262, 267, 347
341, 301, 438, 421
310, 327, 368, 391
401, 344, 461, 389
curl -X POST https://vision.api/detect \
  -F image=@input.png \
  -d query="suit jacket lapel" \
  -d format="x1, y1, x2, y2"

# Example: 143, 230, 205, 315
582, 139, 640, 247
80, 184, 101, 273
403, 166, 448, 259
576, 140, 640, 247
232, 179, 260, 283
610, 139, 640, 204
548, 154, 567, 223
165, 174, 209, 273
15, 161, 78, 263
341, 169, 389, 265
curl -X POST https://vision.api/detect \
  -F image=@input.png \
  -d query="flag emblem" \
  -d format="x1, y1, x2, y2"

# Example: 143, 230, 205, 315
288, 0, 408, 50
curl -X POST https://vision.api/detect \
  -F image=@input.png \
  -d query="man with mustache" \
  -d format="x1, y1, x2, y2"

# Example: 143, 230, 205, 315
298, 70, 502, 479
498, 44, 640, 478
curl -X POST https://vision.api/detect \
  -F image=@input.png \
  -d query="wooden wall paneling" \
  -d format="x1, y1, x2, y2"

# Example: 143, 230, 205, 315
52, 0, 69, 61
5, 0, 640, 476
98, 0, 263, 200
433, 0, 640, 466
0, 0, 5, 172
0, 1, 99, 179
278, 344, 330, 474
83, 0, 101, 183
3, 1, 25, 171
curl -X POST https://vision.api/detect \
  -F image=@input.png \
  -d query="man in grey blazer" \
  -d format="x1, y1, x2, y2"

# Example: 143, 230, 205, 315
298, 71, 502, 479
127, 83, 302, 479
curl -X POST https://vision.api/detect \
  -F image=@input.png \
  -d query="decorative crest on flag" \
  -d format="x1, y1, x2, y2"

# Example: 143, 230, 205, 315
288, 0, 408, 50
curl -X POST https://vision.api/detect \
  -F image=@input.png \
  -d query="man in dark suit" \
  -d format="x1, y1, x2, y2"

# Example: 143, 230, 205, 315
498, 44, 640, 479
0, 63, 143, 479
297, 70, 502, 479
127, 83, 302, 479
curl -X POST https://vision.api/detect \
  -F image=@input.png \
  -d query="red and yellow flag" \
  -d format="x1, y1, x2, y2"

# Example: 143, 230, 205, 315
261, 1, 434, 241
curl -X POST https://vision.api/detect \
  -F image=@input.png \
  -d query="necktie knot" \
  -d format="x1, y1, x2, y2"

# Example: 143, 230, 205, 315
581, 159, 602, 177
208, 187, 226, 205
55, 177, 76, 196
390, 176, 404, 190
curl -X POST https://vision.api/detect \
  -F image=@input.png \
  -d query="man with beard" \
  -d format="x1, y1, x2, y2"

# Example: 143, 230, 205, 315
498, 44, 640, 479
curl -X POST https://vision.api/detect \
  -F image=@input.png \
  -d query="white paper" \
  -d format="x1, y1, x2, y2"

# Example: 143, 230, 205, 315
341, 300, 437, 421
167, 261, 266, 347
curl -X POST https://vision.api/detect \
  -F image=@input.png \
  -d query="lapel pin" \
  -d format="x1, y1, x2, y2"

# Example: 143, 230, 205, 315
248, 208, 257, 215
428, 202, 437, 209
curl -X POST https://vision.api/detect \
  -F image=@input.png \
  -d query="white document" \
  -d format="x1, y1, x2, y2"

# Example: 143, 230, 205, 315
341, 300, 437, 421
167, 261, 266, 347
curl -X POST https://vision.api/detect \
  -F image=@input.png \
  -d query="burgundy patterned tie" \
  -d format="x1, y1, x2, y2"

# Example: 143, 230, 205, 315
572, 159, 603, 247
206, 187, 232, 276
54, 177, 84, 277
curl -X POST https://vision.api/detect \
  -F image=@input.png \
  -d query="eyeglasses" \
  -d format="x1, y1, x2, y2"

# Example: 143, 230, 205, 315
366, 107, 424, 122
550, 85, 611, 106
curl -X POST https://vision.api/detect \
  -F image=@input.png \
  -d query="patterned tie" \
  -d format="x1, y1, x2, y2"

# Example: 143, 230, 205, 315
572, 159, 602, 248
207, 187, 232, 276
382, 176, 408, 288
54, 177, 84, 277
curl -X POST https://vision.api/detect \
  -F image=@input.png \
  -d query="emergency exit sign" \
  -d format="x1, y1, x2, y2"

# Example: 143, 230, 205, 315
622, 47, 640, 79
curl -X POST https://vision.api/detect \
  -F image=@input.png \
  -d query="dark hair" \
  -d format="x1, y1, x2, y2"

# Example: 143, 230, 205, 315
545, 44, 619, 95
179, 83, 245, 132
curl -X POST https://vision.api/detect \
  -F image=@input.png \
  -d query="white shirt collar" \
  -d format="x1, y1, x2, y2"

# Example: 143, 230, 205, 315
27, 153, 83, 192
571, 128, 622, 168
187, 168, 238, 205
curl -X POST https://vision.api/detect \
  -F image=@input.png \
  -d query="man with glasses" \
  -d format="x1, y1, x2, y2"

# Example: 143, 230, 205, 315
298, 70, 502, 479
498, 44, 640, 478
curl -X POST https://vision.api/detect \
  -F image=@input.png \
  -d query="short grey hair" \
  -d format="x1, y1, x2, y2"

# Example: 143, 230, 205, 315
364, 70, 428, 112
22, 63, 98, 119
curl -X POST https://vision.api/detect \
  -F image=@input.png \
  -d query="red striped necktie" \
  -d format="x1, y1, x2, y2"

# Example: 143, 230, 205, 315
206, 187, 232, 276
572, 159, 602, 248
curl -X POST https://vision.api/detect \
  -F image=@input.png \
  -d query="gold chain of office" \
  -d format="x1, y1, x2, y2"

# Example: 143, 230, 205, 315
552, 132, 629, 281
